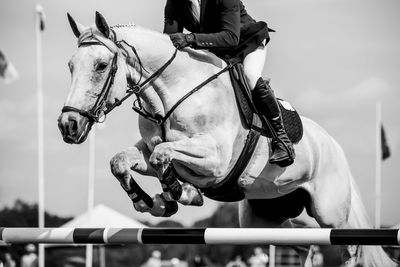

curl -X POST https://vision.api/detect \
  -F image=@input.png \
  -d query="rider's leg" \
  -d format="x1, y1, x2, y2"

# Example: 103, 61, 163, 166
243, 45, 295, 167
243, 43, 267, 89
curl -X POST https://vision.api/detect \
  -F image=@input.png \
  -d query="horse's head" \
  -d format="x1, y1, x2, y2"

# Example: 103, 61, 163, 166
58, 12, 130, 144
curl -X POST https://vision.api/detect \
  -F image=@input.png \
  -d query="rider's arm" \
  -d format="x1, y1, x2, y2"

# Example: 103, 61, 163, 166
163, 0, 183, 34
192, 0, 241, 49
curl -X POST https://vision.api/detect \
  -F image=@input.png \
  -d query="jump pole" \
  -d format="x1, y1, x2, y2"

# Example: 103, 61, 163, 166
1, 228, 399, 246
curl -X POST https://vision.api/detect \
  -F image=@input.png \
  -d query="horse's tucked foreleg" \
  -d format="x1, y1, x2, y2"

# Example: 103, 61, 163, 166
110, 140, 178, 217
150, 135, 225, 207
161, 165, 204, 206
149, 156, 204, 207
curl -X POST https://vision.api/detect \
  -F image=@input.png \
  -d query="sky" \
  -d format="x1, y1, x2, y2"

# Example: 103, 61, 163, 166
0, 0, 399, 227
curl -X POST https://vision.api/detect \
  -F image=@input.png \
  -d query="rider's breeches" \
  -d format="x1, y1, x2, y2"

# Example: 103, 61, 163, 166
243, 43, 268, 89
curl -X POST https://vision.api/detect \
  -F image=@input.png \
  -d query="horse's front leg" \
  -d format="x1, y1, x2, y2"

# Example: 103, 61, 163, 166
110, 139, 178, 217
149, 134, 226, 206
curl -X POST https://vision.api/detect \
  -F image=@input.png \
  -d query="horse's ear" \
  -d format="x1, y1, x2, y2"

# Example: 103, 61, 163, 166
67, 13, 84, 38
95, 11, 110, 38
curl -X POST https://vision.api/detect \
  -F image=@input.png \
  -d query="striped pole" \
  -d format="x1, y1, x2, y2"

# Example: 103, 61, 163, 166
1, 228, 399, 246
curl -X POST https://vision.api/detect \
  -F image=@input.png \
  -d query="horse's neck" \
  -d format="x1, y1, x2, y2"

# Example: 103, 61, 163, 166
116, 27, 178, 72
115, 27, 226, 107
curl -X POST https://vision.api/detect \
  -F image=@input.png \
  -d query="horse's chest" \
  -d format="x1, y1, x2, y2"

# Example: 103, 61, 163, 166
138, 116, 186, 149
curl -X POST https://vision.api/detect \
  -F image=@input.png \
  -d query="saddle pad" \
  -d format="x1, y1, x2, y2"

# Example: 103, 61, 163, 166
278, 98, 303, 144
229, 63, 303, 144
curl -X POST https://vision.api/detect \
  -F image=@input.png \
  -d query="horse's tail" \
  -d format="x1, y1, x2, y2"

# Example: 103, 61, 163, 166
347, 176, 397, 267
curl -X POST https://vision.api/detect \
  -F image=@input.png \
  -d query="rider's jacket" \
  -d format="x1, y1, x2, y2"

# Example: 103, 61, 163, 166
163, 0, 273, 60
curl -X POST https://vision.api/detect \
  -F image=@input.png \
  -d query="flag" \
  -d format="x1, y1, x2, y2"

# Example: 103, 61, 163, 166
381, 125, 390, 160
0, 50, 19, 84
35, 5, 46, 31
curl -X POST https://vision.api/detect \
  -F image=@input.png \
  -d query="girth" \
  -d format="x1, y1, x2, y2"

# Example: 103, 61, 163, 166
201, 129, 260, 202
198, 64, 263, 202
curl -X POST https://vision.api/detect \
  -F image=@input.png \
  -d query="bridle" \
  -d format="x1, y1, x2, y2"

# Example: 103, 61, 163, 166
62, 28, 232, 129
62, 29, 178, 124
62, 44, 118, 123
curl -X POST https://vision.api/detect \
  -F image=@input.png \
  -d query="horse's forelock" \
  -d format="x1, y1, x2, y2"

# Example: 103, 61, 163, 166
77, 27, 118, 53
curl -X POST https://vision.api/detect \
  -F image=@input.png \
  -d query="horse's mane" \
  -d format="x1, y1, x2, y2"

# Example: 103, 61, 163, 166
77, 23, 225, 69
113, 24, 225, 68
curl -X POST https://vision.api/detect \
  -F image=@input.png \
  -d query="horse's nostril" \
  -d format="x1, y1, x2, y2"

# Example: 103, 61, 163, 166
71, 119, 78, 132
68, 117, 78, 135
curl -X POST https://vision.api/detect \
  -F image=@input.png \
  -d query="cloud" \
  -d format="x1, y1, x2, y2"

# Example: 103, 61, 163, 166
293, 76, 398, 161
346, 77, 392, 100
296, 76, 392, 117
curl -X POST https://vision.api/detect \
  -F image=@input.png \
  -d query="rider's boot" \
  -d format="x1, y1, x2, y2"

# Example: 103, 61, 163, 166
252, 77, 295, 167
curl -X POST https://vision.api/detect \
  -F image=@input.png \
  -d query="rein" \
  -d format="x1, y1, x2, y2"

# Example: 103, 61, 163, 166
159, 65, 231, 125
62, 30, 233, 128
105, 41, 179, 125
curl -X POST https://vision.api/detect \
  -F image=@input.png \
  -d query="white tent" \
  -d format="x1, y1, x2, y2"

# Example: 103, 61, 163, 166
60, 204, 147, 228
50, 204, 147, 267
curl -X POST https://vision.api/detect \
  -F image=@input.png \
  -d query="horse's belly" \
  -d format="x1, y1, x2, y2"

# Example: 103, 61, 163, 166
238, 155, 296, 199
241, 178, 283, 199
240, 171, 309, 199
239, 136, 311, 200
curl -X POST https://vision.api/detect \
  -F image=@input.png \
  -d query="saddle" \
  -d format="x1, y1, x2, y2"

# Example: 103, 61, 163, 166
230, 63, 303, 143
201, 63, 303, 202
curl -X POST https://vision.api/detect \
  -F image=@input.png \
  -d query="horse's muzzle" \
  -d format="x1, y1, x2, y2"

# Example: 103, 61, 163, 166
57, 111, 93, 144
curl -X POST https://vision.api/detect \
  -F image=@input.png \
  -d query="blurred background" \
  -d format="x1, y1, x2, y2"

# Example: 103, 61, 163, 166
1, 0, 400, 266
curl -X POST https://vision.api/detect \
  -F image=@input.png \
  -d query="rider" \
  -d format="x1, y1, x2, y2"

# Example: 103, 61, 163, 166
163, 0, 295, 167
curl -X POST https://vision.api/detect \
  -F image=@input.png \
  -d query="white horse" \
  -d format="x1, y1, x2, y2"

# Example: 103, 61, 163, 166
58, 12, 396, 267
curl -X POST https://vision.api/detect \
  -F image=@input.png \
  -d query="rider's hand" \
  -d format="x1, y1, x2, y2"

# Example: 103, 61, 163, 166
169, 33, 195, 49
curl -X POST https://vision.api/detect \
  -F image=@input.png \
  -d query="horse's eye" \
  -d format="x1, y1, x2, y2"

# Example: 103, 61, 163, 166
96, 62, 108, 72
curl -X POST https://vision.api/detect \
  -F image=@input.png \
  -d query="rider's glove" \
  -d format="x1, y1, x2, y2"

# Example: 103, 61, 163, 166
169, 33, 196, 49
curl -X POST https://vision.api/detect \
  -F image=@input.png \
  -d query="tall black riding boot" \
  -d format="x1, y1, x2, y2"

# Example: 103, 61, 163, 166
252, 77, 295, 167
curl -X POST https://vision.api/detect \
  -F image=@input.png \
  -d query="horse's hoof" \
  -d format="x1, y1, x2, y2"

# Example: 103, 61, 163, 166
162, 200, 179, 217
180, 183, 204, 206
186, 185, 204, 206
191, 193, 204, 206
133, 201, 151, 213
158, 194, 178, 217
148, 194, 178, 217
